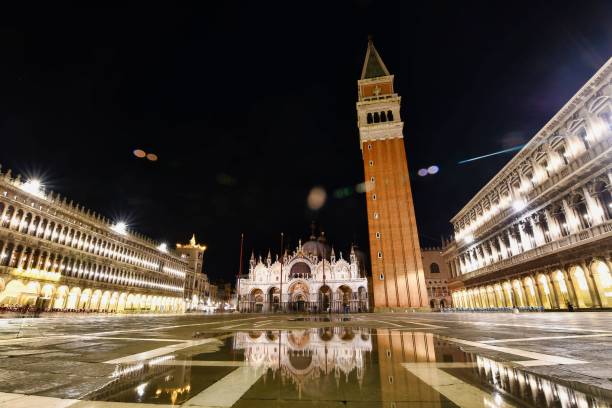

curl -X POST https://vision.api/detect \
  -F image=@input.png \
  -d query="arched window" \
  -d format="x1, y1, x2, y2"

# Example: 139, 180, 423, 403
430, 263, 440, 273
555, 143, 569, 165
578, 128, 590, 150
289, 262, 310, 279
373, 112, 380, 123
572, 195, 591, 229
387, 110, 394, 121
367, 113, 373, 124
380, 111, 387, 122
599, 110, 612, 132
593, 180, 612, 219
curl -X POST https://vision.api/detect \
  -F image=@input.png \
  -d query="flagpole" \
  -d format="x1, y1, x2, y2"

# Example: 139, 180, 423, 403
279, 232, 284, 312
237, 233, 244, 312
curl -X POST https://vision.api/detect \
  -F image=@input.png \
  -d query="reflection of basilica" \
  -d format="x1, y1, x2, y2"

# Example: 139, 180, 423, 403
234, 327, 372, 393
238, 230, 369, 312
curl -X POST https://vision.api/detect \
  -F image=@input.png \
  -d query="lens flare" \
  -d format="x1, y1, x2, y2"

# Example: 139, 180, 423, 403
458, 145, 525, 164
307, 186, 327, 210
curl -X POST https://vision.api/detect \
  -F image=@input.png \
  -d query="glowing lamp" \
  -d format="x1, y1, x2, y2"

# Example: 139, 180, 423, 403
512, 200, 526, 212
21, 179, 45, 198
112, 221, 128, 235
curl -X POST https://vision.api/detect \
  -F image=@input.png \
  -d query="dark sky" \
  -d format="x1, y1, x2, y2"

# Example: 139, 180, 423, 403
1, 2, 611, 282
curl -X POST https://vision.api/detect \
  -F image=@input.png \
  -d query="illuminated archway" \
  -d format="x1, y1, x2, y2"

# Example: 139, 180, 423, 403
65, 287, 81, 309
493, 284, 505, 307
89, 289, 102, 311
552, 271, 570, 308
486, 286, 496, 307
99, 291, 111, 311
117, 292, 128, 312
537, 274, 553, 309
126, 294, 136, 310
79, 289, 92, 309
502, 282, 513, 307
109, 292, 119, 312
569, 266, 593, 308
523, 277, 539, 307
0, 280, 27, 305
53, 286, 69, 309
512, 280, 526, 307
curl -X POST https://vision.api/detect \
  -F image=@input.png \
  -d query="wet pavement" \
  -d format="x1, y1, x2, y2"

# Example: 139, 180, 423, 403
0, 312, 610, 407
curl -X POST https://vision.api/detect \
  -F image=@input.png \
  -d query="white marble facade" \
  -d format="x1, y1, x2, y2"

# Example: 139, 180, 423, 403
238, 240, 369, 313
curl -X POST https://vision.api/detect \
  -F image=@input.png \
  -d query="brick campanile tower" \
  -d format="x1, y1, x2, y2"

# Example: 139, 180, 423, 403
356, 39, 428, 309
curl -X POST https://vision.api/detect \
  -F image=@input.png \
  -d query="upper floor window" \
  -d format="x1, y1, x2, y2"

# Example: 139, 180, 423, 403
430, 263, 440, 273
578, 128, 590, 150
599, 111, 612, 131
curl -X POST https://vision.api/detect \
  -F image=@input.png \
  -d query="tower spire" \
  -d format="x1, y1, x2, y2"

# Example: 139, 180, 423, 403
361, 38, 390, 80
356, 39, 429, 310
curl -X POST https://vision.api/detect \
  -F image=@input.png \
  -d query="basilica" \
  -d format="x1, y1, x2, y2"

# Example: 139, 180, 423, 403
237, 232, 369, 313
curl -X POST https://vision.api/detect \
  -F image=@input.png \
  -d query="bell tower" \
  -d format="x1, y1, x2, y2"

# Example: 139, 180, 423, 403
356, 39, 428, 309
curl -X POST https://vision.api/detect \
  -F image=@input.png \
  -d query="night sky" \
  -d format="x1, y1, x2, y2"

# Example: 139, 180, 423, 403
1, 2, 611, 282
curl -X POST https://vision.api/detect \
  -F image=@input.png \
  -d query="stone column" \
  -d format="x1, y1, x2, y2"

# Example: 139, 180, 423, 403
581, 260, 602, 308
0, 205, 8, 227
511, 229, 523, 255
544, 207, 561, 240
488, 240, 499, 262
515, 280, 527, 307
529, 275, 544, 307
518, 223, 532, 252
475, 247, 484, 268
497, 235, 508, 259
543, 272, 560, 309
582, 186, 605, 226
562, 199, 581, 234
468, 250, 476, 271
562, 269, 580, 308
530, 216, 546, 247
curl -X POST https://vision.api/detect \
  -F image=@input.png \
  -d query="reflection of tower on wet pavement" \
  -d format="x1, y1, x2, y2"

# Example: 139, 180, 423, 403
375, 330, 467, 406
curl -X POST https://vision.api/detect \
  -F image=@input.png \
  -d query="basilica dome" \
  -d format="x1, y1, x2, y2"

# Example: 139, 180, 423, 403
302, 232, 331, 260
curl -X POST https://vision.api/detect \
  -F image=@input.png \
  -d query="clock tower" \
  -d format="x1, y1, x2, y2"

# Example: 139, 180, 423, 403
356, 39, 428, 310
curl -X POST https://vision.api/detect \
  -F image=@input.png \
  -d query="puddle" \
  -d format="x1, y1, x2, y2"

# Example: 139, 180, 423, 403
88, 328, 612, 407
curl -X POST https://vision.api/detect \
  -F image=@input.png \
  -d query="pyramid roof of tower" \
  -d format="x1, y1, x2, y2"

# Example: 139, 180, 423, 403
361, 40, 390, 79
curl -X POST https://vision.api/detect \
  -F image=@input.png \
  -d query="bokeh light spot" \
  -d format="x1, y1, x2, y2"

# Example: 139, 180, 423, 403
427, 165, 439, 175
146, 153, 158, 162
133, 149, 146, 158
307, 186, 327, 210
417, 168, 428, 177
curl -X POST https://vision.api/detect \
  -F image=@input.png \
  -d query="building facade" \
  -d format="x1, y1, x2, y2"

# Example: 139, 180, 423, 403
0, 167, 204, 313
234, 327, 372, 394
356, 39, 428, 310
175, 235, 211, 310
237, 235, 369, 313
443, 58, 612, 310
421, 247, 452, 309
